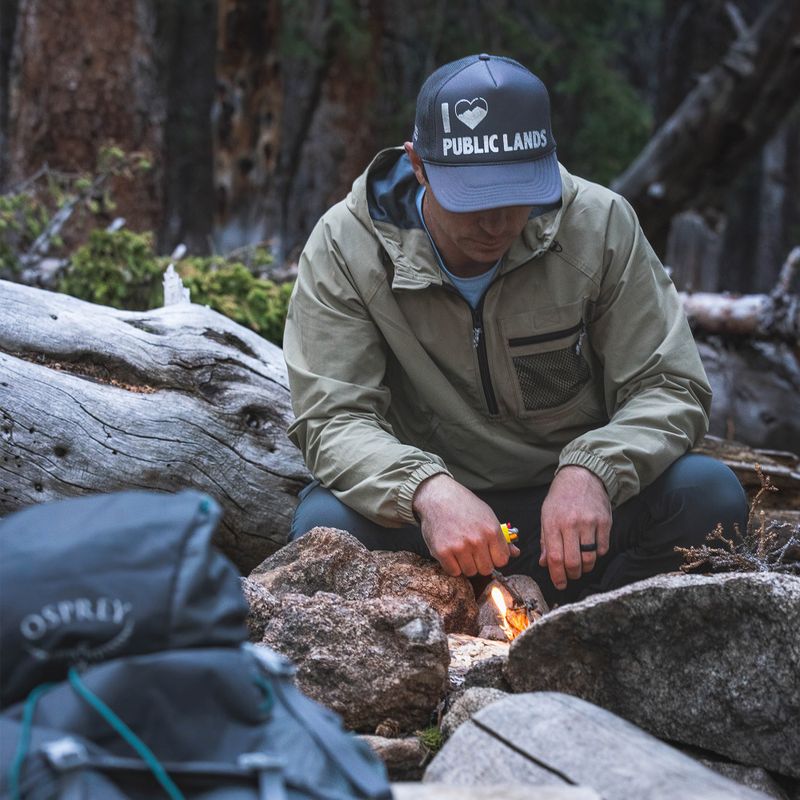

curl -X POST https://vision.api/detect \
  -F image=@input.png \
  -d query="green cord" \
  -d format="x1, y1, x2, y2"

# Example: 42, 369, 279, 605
67, 667, 185, 800
253, 675, 275, 716
9, 681, 57, 800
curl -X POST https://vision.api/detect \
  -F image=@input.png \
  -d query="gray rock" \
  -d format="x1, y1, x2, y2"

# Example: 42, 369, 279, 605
248, 529, 478, 634
375, 550, 478, 634
440, 687, 508, 740
697, 759, 790, 800
249, 527, 381, 599
463, 655, 511, 692
360, 735, 429, 781
240, 577, 280, 640
426, 692, 771, 799
393, 785, 600, 800
259, 592, 449, 732
507, 573, 800, 778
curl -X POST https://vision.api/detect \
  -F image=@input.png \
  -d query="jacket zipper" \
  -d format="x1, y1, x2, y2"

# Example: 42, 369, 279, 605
509, 320, 585, 353
443, 284, 499, 416
471, 296, 500, 416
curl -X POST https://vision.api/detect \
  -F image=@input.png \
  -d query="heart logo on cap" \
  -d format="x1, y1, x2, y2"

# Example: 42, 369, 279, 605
455, 97, 488, 130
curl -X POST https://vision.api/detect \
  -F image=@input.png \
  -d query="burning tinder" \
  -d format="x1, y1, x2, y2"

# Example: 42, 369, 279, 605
490, 585, 532, 641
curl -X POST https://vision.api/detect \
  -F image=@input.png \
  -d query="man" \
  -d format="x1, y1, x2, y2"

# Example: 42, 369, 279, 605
283, 54, 746, 606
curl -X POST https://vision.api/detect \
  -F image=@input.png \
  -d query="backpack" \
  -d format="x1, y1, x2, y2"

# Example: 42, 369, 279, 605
0, 490, 391, 800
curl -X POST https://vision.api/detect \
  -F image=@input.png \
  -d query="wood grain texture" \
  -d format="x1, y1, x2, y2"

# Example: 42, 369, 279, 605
0, 280, 309, 571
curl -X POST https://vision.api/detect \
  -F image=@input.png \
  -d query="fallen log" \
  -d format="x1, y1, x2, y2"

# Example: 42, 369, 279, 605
0, 279, 309, 572
679, 246, 800, 342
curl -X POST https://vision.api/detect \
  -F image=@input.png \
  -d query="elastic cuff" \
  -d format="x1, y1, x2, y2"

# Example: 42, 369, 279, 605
396, 463, 452, 525
558, 449, 620, 504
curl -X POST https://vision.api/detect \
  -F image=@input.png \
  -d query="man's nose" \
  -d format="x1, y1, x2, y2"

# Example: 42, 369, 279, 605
476, 210, 509, 236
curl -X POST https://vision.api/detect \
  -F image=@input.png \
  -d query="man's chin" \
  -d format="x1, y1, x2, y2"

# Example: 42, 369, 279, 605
466, 241, 507, 261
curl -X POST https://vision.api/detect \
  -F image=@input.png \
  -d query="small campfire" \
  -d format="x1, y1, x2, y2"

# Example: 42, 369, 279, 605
490, 585, 532, 640
477, 572, 547, 641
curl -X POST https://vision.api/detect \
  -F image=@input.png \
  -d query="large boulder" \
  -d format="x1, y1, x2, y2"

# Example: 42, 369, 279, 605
249, 527, 478, 633
258, 592, 449, 732
507, 573, 800, 778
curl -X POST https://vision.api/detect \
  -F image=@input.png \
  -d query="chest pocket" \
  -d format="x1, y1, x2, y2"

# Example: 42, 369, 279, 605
500, 302, 590, 413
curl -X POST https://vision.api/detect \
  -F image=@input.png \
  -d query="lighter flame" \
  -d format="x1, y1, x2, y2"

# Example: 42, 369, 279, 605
490, 586, 516, 640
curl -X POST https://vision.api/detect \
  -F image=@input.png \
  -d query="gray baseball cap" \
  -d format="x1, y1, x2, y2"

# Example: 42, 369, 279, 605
412, 54, 561, 212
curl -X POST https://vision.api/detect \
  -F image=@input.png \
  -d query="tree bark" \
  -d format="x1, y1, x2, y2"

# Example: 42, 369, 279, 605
0, 0, 20, 189
5, 0, 164, 237
0, 280, 309, 572
155, 0, 217, 255
612, 0, 800, 253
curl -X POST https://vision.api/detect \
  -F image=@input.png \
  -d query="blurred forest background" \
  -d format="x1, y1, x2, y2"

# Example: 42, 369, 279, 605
1, 0, 799, 449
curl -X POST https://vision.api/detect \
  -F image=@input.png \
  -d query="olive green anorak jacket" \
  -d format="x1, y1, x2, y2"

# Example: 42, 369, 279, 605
284, 148, 711, 527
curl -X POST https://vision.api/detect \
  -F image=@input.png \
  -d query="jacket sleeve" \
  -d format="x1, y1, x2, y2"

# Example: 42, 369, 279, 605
557, 196, 711, 507
283, 215, 451, 527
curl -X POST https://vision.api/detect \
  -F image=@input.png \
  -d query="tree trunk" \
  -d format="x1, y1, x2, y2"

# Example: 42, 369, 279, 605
0, 0, 20, 189
0, 280, 309, 572
612, 0, 800, 254
5, 0, 164, 237
4, 0, 217, 257
155, 0, 217, 255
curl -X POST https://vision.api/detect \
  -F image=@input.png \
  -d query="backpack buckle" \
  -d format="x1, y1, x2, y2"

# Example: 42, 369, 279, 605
41, 737, 89, 771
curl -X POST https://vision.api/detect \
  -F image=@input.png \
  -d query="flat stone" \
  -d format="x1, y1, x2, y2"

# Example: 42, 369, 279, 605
425, 692, 771, 799
258, 592, 448, 732
440, 687, 508, 740
507, 573, 800, 778
447, 633, 509, 691
361, 735, 429, 781
392, 784, 600, 799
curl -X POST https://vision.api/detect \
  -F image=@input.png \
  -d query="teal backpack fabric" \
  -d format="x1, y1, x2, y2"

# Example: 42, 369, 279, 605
0, 490, 391, 800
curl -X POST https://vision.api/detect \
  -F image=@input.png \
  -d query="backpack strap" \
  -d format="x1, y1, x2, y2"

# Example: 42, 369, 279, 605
271, 680, 391, 800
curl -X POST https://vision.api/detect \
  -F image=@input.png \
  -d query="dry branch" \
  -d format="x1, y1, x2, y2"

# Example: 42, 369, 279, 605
679, 246, 800, 341
613, 0, 800, 249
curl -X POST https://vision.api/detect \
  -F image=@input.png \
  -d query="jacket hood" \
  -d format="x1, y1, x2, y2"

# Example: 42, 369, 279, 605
344, 147, 579, 289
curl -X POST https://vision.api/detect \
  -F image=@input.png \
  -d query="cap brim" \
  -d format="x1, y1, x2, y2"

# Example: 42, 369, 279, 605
424, 151, 562, 212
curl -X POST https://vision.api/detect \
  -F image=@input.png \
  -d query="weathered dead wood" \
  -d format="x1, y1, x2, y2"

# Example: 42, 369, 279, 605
0, 280, 309, 572
694, 435, 800, 509
679, 246, 800, 341
612, 0, 800, 250
681, 292, 799, 342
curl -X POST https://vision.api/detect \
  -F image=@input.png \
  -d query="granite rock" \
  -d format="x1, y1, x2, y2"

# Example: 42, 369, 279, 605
507, 573, 800, 778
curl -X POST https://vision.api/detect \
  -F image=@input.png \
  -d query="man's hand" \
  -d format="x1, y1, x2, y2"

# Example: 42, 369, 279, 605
412, 474, 519, 577
539, 466, 611, 591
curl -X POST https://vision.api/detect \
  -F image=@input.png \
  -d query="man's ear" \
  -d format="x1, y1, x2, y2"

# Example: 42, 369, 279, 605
404, 142, 427, 186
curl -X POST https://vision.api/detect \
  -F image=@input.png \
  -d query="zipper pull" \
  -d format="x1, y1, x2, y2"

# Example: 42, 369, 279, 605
472, 326, 481, 349
574, 321, 585, 356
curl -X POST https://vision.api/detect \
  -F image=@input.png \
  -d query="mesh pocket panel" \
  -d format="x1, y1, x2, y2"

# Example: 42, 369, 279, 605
512, 347, 590, 410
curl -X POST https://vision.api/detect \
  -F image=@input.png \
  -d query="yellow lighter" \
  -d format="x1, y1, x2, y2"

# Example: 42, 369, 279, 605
500, 523, 519, 543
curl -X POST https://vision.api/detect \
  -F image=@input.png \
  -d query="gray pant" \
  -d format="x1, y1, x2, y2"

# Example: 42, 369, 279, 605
290, 454, 747, 607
